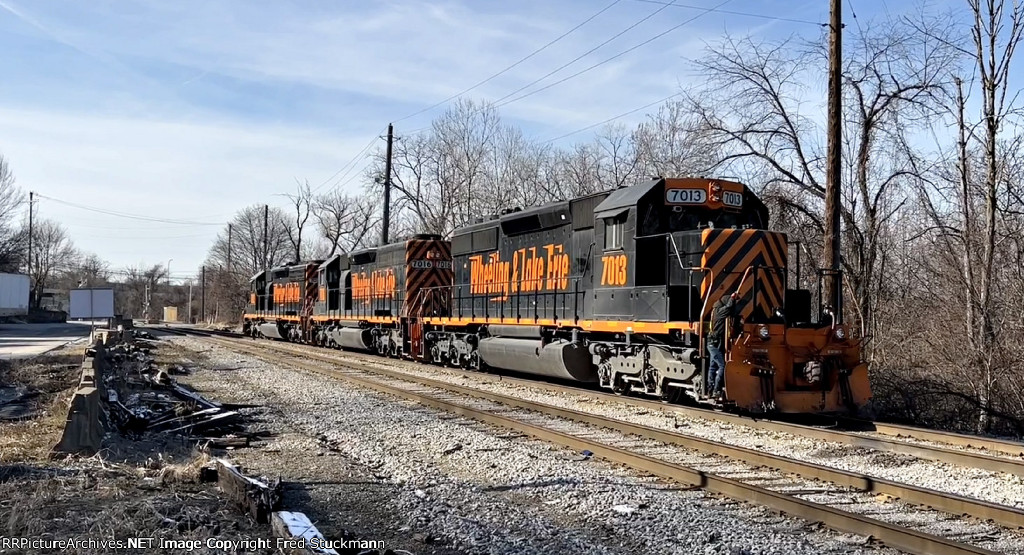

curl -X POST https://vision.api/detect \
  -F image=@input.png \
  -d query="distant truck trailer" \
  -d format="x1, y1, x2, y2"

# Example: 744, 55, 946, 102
0, 273, 30, 318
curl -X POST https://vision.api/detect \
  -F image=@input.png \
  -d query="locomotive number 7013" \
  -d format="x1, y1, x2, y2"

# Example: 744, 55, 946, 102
600, 254, 628, 286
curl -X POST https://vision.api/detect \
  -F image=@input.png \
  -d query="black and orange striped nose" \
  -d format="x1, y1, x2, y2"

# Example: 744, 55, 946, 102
700, 229, 787, 322
405, 240, 453, 317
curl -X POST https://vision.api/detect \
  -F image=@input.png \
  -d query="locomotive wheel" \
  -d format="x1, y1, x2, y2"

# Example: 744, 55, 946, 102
661, 386, 685, 405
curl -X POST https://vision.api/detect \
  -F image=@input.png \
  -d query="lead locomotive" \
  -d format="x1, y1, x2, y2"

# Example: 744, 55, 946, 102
243, 177, 871, 414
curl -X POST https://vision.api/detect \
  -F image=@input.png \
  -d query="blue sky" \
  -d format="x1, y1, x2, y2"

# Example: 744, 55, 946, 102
0, 0, 940, 277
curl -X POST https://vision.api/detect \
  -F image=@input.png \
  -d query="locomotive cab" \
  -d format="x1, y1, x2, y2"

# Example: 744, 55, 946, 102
590, 177, 871, 414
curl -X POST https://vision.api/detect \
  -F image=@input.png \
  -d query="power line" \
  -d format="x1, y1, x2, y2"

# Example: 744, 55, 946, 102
34, 193, 223, 226
58, 219, 227, 231
310, 129, 385, 194
849, 0, 866, 40
395, 1, 700, 142
633, 0, 825, 26
489, 0, 683, 107
495, 0, 734, 110
394, 0, 624, 124
325, 134, 383, 193
542, 92, 682, 144
72, 231, 217, 240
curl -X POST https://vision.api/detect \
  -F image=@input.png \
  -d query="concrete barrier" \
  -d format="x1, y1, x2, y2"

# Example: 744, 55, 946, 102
52, 342, 107, 457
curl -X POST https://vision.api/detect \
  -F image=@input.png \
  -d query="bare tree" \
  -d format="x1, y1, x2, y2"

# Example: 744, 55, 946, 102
28, 219, 77, 308
206, 204, 292, 277
684, 18, 957, 345
282, 180, 313, 262
545, 143, 605, 200
63, 252, 111, 288
201, 204, 292, 323
632, 101, 719, 178
379, 100, 505, 237
0, 154, 25, 271
968, 0, 1023, 431
313, 190, 377, 255
114, 264, 165, 319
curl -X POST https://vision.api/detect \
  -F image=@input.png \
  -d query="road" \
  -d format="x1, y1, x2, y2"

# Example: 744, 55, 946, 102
0, 321, 95, 360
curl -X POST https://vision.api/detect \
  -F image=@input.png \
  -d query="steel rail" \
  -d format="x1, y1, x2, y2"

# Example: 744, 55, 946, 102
160, 328, 1024, 470
839, 417, 1024, 458
209, 336, 1024, 532
201, 337, 998, 555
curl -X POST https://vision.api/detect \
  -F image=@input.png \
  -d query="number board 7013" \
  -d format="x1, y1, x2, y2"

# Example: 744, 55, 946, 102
665, 188, 706, 204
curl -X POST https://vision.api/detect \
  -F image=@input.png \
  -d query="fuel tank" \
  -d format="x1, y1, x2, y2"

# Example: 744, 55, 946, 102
486, 325, 543, 338
477, 337, 597, 382
329, 327, 373, 351
258, 322, 285, 340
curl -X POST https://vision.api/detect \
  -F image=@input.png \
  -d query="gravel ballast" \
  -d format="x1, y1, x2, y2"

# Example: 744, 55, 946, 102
170, 337, 904, 555
305, 344, 1024, 510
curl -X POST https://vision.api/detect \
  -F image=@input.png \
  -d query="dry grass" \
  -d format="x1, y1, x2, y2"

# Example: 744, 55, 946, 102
155, 451, 212, 485
0, 393, 74, 463
0, 348, 87, 463
0, 341, 276, 554
0, 452, 273, 554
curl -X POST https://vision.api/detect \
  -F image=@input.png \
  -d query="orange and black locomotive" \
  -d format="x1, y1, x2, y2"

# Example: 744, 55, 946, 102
243, 177, 871, 415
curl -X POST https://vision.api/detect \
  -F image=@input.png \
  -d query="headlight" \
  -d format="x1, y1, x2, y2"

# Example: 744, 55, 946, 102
834, 327, 846, 340
758, 326, 770, 340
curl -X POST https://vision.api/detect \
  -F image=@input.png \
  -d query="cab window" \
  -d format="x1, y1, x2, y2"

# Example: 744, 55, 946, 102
604, 214, 626, 250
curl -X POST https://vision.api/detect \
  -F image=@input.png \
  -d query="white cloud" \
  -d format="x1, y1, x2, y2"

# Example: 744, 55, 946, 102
0, 106, 375, 274
0, 0, 843, 278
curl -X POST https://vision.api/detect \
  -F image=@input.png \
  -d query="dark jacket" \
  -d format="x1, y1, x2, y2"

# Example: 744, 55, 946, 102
708, 295, 741, 347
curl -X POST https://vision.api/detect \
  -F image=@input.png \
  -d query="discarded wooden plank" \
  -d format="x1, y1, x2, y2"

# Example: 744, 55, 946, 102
215, 459, 280, 524
168, 383, 220, 410
271, 511, 339, 555
164, 410, 239, 434
192, 436, 249, 448
148, 407, 222, 430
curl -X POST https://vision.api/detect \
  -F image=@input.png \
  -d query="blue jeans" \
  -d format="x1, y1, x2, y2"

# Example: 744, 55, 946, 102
707, 341, 725, 395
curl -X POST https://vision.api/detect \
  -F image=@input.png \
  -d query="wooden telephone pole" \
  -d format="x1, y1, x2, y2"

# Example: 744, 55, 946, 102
823, 0, 843, 316
381, 123, 394, 245
27, 191, 33, 308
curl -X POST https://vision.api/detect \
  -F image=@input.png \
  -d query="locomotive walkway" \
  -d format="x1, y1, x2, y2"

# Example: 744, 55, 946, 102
159, 327, 1024, 555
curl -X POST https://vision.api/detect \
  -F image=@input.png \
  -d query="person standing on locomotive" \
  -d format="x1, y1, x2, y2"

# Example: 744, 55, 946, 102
707, 291, 744, 398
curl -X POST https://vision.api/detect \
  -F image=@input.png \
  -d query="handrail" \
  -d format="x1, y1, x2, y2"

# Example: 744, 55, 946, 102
663, 232, 717, 347
665, 233, 688, 272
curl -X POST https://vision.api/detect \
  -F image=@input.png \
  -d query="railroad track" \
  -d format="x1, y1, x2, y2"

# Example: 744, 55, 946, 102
155, 326, 1024, 474
161, 327, 1024, 555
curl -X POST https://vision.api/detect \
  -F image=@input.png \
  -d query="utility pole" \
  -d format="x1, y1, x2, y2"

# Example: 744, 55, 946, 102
201, 265, 206, 324
823, 0, 843, 315
27, 191, 33, 278
262, 204, 269, 273
27, 192, 33, 311
381, 123, 394, 245
187, 280, 193, 324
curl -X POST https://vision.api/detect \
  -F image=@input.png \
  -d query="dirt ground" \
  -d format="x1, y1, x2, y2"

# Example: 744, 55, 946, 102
170, 338, 454, 555
0, 342, 276, 555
